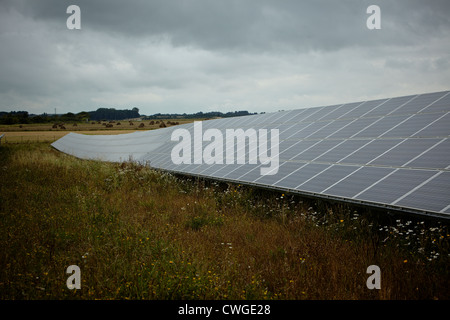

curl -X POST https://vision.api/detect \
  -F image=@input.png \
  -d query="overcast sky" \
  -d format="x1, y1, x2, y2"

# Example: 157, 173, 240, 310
1, 0, 449, 115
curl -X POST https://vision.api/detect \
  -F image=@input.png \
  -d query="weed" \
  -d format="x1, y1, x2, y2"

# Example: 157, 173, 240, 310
0, 143, 448, 299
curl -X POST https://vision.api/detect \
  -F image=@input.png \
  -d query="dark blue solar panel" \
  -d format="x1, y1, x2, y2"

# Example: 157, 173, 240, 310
52, 90, 450, 218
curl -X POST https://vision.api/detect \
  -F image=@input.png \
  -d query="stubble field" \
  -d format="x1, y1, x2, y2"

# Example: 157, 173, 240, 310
0, 119, 195, 143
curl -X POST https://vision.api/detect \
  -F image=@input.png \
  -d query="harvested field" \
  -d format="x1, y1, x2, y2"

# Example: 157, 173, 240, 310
0, 130, 138, 143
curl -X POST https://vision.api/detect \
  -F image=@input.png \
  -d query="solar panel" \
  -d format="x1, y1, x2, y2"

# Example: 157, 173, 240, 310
51, 90, 450, 219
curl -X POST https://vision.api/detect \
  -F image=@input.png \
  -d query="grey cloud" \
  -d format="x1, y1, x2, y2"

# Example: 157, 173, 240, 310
0, 0, 449, 115
5, 0, 450, 53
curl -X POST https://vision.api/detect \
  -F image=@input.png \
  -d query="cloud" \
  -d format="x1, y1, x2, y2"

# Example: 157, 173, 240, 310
0, 0, 449, 115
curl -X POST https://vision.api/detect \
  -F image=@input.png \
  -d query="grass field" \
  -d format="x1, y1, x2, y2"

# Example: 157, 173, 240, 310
0, 141, 449, 300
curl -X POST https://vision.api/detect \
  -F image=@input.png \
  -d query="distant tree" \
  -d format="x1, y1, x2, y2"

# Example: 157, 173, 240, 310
89, 107, 140, 121
0, 111, 29, 124
76, 111, 90, 122
31, 115, 46, 123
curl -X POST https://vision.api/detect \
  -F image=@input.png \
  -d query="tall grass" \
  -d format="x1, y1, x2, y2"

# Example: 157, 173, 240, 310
0, 143, 448, 299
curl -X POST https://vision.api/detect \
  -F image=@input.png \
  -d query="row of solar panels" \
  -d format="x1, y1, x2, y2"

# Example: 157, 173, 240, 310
52, 90, 450, 219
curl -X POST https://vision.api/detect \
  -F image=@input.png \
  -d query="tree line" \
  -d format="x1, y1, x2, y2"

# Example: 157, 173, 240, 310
0, 108, 140, 124
143, 110, 256, 120
1, 108, 257, 124
0, 111, 91, 124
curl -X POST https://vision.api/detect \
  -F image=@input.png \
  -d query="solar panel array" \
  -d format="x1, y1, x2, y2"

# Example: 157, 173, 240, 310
52, 90, 450, 218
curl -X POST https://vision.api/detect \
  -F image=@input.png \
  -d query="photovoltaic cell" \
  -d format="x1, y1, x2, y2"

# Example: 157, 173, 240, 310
308, 118, 354, 139
380, 112, 444, 138
237, 165, 264, 183
319, 102, 362, 121
339, 139, 402, 165
209, 163, 244, 179
279, 140, 318, 160
273, 163, 329, 189
287, 121, 329, 140
308, 105, 343, 121
314, 139, 370, 163
394, 172, 450, 213
223, 164, 256, 180
354, 169, 437, 205
292, 140, 343, 161
362, 95, 417, 118
353, 114, 410, 138
369, 138, 441, 167
412, 113, 450, 138
328, 117, 377, 139
298, 164, 358, 193
390, 91, 447, 115
324, 166, 396, 198
51, 90, 450, 218
407, 139, 450, 169
281, 122, 313, 139
422, 92, 450, 113
254, 161, 303, 186
348, 98, 389, 119
287, 107, 322, 123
